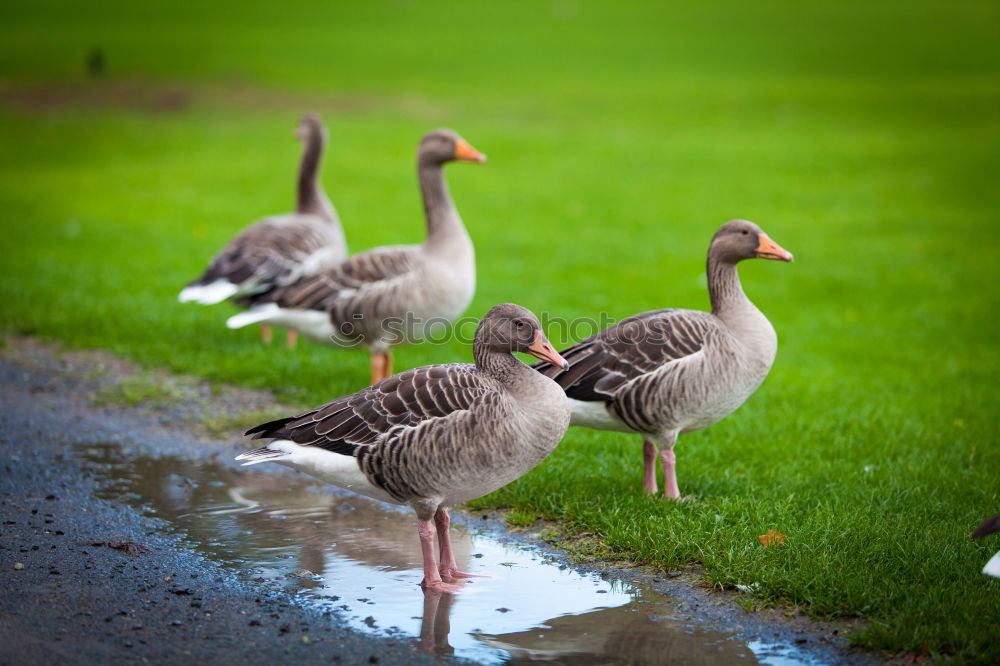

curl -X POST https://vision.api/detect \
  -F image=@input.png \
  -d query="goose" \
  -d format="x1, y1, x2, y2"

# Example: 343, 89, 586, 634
973, 513, 1000, 578
179, 113, 347, 348
236, 303, 571, 593
227, 128, 484, 384
534, 220, 793, 500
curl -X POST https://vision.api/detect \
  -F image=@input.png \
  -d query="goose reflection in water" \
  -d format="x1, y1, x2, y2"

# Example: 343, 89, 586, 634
80, 446, 793, 665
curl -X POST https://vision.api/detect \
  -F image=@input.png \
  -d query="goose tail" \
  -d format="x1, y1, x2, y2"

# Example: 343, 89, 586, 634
235, 446, 292, 467
178, 280, 239, 305
227, 303, 281, 329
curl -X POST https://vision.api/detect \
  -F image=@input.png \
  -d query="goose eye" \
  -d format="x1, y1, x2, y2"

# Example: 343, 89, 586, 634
514, 319, 525, 329
741, 230, 749, 235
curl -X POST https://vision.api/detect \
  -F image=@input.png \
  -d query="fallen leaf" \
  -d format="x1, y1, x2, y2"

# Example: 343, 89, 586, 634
757, 530, 786, 547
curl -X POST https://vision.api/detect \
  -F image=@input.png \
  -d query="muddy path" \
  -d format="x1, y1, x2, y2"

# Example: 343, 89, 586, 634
0, 338, 884, 664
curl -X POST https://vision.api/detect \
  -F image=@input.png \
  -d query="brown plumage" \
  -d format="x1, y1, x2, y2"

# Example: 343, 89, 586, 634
180, 114, 346, 349
228, 128, 485, 384
237, 303, 570, 593
535, 220, 793, 500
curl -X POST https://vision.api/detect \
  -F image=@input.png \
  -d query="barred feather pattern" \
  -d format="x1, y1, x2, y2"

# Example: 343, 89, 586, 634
250, 242, 473, 348
536, 304, 776, 436
247, 358, 569, 507
191, 215, 347, 300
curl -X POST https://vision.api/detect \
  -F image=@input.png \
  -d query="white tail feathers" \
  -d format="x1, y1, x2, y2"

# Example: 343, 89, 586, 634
235, 446, 292, 466
226, 303, 282, 329
178, 280, 239, 305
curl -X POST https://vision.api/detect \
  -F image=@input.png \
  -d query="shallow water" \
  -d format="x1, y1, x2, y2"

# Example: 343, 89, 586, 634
78, 443, 825, 665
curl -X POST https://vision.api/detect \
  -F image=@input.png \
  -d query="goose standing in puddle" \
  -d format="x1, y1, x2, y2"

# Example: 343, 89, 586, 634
228, 129, 484, 384
534, 220, 793, 500
237, 303, 570, 593
179, 114, 347, 348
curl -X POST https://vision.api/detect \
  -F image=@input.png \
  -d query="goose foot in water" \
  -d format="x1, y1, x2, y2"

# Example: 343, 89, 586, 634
418, 518, 465, 593
434, 508, 482, 582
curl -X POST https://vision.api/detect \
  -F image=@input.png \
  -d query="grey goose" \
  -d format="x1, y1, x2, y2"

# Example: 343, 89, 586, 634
227, 128, 484, 385
179, 113, 347, 347
237, 303, 570, 593
534, 220, 793, 500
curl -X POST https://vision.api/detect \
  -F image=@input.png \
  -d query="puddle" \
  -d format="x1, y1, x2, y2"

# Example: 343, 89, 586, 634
78, 443, 826, 665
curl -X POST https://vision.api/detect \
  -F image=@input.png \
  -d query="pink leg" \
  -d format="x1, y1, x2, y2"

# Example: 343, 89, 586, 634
660, 447, 681, 500
260, 325, 273, 344
642, 439, 658, 494
418, 519, 461, 593
285, 329, 298, 349
434, 508, 478, 581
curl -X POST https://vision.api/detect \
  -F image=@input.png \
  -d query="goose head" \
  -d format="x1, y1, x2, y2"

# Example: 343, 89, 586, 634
476, 303, 568, 370
294, 113, 326, 144
709, 219, 793, 264
419, 128, 487, 167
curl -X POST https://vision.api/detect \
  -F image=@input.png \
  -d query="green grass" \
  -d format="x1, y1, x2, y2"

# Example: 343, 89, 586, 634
2, 0, 999, 660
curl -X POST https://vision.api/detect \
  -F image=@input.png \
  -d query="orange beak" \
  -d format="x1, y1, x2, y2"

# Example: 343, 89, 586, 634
454, 138, 487, 163
755, 233, 794, 262
526, 330, 569, 370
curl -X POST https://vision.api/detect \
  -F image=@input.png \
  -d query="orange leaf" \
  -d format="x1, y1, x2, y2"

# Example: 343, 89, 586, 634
758, 529, 786, 547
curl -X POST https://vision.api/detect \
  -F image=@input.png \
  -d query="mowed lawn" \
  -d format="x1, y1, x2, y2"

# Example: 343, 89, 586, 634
2, 0, 999, 660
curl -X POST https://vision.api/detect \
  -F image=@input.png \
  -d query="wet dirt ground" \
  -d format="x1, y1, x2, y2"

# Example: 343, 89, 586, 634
0, 338, 884, 665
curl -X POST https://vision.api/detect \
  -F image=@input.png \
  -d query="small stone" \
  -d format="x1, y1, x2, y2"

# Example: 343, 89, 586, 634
248, 620, 261, 627
14, 562, 24, 570
496, 607, 511, 613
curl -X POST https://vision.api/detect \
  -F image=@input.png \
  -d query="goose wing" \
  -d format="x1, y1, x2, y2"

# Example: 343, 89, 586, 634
251, 245, 419, 311
191, 216, 341, 292
533, 309, 720, 401
245, 363, 493, 456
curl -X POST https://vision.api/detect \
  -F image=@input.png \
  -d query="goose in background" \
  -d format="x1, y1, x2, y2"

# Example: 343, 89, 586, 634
228, 128, 485, 384
534, 220, 792, 500
973, 513, 1000, 578
179, 113, 347, 348
236, 303, 571, 593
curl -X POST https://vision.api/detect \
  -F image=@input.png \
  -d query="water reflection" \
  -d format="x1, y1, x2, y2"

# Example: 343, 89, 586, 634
77, 444, 823, 665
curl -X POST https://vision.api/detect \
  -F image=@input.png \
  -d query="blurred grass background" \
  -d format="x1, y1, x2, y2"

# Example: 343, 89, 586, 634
1, 0, 998, 660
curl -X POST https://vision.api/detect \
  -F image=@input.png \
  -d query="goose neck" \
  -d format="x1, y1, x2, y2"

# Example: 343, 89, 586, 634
474, 349, 526, 388
296, 132, 334, 219
707, 255, 748, 317
419, 160, 468, 250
